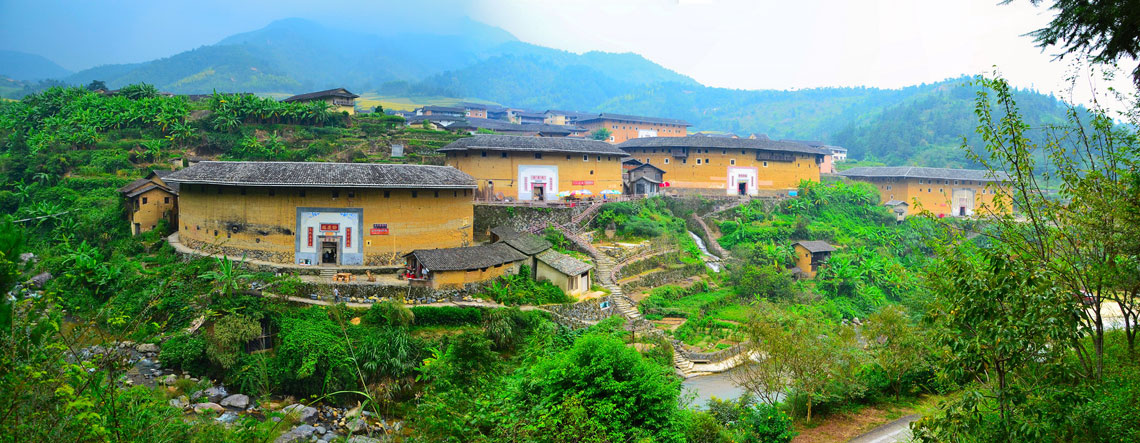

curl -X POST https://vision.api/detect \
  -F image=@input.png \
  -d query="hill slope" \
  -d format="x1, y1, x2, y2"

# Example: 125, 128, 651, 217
0, 50, 71, 81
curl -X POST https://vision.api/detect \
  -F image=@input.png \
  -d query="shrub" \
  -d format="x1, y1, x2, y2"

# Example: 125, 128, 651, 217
159, 332, 208, 373
206, 314, 261, 369
739, 403, 796, 443
363, 300, 414, 327
410, 306, 483, 326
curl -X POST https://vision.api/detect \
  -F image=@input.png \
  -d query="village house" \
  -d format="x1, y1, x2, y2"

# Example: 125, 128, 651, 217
439, 134, 626, 202
460, 103, 489, 119
544, 110, 596, 126
577, 113, 691, 143
415, 105, 465, 118
783, 140, 840, 174
509, 110, 547, 125
403, 243, 526, 289
839, 166, 1011, 217
624, 163, 665, 196
618, 136, 825, 196
281, 88, 359, 114
792, 240, 835, 278
165, 162, 476, 266
490, 227, 594, 296
829, 146, 848, 162
119, 170, 179, 235
450, 118, 586, 137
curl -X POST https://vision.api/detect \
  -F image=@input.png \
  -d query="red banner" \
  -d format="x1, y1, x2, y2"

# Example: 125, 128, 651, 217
345, 227, 351, 248
320, 223, 339, 231
572, 180, 594, 185
307, 227, 313, 247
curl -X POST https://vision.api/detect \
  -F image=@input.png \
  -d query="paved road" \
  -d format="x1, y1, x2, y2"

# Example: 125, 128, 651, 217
847, 414, 919, 443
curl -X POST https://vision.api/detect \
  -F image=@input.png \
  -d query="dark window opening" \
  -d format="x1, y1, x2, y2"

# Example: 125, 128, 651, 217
142, 197, 148, 204
164, 197, 170, 204
384, 191, 390, 198
299, 190, 306, 197
348, 191, 355, 198
434, 191, 439, 198
412, 191, 418, 198
332, 190, 339, 198
501, 152, 507, 158
481, 151, 487, 157
534, 153, 543, 159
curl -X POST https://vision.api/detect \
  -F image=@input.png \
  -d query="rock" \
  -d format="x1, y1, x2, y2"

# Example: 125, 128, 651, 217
346, 418, 366, 434
169, 397, 187, 409
215, 411, 239, 424
282, 404, 319, 424
203, 386, 228, 403
273, 425, 316, 443
30, 272, 52, 288
346, 437, 382, 443
136, 342, 159, 353
315, 426, 326, 435
193, 402, 225, 414
220, 394, 250, 409
18, 252, 35, 264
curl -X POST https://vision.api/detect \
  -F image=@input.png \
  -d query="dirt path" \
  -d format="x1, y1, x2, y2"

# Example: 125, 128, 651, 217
791, 406, 916, 443
846, 414, 919, 443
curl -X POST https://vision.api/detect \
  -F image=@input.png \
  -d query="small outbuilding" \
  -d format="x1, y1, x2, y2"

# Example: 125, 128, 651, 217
119, 170, 179, 235
403, 243, 527, 289
884, 200, 909, 221
792, 240, 836, 278
535, 249, 593, 296
281, 88, 359, 114
624, 163, 665, 196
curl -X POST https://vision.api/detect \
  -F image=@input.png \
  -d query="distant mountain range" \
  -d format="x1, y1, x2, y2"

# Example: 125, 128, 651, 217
2, 18, 1076, 167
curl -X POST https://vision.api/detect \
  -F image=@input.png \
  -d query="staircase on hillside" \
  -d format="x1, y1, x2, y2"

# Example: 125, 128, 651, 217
318, 268, 338, 280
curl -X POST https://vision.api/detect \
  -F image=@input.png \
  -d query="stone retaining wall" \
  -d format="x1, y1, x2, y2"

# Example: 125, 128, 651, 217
620, 263, 705, 294
545, 296, 616, 324
473, 204, 576, 241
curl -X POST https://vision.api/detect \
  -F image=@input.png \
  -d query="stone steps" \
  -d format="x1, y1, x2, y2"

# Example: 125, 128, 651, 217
318, 268, 337, 279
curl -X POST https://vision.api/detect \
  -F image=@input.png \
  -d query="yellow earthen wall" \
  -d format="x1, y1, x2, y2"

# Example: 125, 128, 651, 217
855, 177, 1009, 216
178, 185, 473, 265
128, 187, 177, 234
579, 119, 688, 144
445, 150, 623, 200
624, 147, 820, 192
431, 261, 520, 289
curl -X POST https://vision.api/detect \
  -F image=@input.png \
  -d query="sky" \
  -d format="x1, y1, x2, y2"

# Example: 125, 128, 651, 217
0, 0, 1131, 107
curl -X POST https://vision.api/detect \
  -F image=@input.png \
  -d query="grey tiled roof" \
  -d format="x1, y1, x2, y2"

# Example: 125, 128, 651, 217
457, 118, 585, 133
579, 113, 690, 126
490, 225, 523, 241
839, 166, 1010, 182
165, 161, 476, 189
794, 240, 836, 253
503, 234, 552, 256
619, 136, 825, 155
440, 134, 626, 155
281, 88, 358, 102
406, 243, 527, 271
536, 249, 593, 276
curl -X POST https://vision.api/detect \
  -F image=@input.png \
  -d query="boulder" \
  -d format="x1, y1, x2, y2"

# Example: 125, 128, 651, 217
346, 418, 367, 434
346, 437, 383, 443
203, 386, 228, 403
168, 397, 187, 409
18, 252, 35, 264
215, 411, 239, 424
30, 272, 51, 288
136, 343, 160, 353
192, 402, 225, 414
220, 394, 250, 410
282, 404, 318, 424
274, 425, 316, 443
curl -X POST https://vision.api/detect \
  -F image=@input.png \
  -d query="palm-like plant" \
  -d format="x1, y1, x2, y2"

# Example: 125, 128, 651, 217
199, 255, 254, 297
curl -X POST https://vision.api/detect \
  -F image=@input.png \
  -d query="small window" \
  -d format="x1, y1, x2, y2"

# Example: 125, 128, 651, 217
348, 191, 355, 198
217, 187, 222, 195
928, 188, 932, 192
268, 189, 275, 196
384, 191, 390, 198
609, 136, 615, 142
646, 158, 650, 163
142, 197, 148, 204
412, 191, 418, 198
453, 191, 457, 197
939, 188, 944, 193
886, 185, 892, 190
919, 180, 925, 184
164, 197, 170, 204
501, 152, 507, 158
722, 149, 726, 155
332, 190, 339, 198
730, 159, 735, 165
534, 153, 543, 159
664, 158, 670, 164
682, 158, 687, 164
566, 155, 571, 160
299, 190, 306, 197
590, 170, 594, 175
584, 155, 589, 162
696, 159, 702, 165
597, 156, 601, 161
705, 158, 710, 164
742, 150, 746, 155
481, 150, 487, 157
434, 191, 439, 198
763, 161, 769, 167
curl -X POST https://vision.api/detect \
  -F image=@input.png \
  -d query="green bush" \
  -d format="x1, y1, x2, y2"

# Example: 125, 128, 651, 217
363, 300, 415, 327
480, 266, 571, 305
410, 306, 483, 326
739, 403, 796, 443
159, 332, 208, 373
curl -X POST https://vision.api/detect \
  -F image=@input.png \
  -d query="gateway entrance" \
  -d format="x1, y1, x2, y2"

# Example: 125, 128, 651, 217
320, 239, 339, 265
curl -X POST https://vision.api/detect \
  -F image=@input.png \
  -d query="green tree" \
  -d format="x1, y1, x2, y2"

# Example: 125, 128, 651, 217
864, 305, 927, 400
198, 255, 253, 297
206, 313, 261, 369
590, 127, 612, 141
84, 80, 107, 91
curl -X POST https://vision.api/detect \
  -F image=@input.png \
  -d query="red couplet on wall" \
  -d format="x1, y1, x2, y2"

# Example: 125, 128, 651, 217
307, 227, 313, 247
345, 227, 351, 247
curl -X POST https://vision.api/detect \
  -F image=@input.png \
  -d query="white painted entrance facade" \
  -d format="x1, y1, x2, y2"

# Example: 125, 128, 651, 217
518, 164, 559, 201
295, 208, 363, 265
951, 188, 976, 217
725, 166, 759, 196
637, 129, 658, 138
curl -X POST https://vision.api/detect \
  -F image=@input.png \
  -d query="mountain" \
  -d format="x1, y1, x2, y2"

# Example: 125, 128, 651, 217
0, 50, 71, 81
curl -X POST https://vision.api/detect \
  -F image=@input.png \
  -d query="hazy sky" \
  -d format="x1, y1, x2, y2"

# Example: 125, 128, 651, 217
0, 0, 1129, 104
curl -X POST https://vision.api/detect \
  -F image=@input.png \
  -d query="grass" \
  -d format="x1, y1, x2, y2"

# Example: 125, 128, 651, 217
710, 304, 752, 323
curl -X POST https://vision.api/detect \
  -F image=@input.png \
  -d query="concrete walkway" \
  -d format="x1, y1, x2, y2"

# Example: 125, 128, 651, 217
266, 292, 543, 311
847, 414, 919, 443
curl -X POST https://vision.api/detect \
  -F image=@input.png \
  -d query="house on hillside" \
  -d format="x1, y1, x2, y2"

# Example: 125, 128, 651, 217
839, 166, 1011, 217
491, 227, 593, 296
281, 88, 359, 114
119, 170, 180, 235
577, 113, 690, 144
624, 163, 665, 196
439, 134, 626, 202
416, 105, 465, 118
618, 136, 825, 196
783, 140, 838, 174
792, 240, 835, 278
460, 103, 488, 118
545, 110, 597, 126
403, 243, 526, 289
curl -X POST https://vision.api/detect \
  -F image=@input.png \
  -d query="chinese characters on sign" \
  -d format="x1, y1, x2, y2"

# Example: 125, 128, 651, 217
370, 223, 389, 235
571, 180, 594, 185
320, 223, 340, 231
307, 227, 313, 247
345, 227, 351, 247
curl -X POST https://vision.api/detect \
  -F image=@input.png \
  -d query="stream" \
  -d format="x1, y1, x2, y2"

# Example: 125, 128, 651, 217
687, 231, 722, 272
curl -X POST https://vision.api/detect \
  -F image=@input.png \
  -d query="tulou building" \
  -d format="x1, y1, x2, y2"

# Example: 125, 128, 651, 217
439, 134, 626, 201
165, 162, 476, 266
619, 136, 826, 196
577, 113, 690, 144
838, 166, 1011, 217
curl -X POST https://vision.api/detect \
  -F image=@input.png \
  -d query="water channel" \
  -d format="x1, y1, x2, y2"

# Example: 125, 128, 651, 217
687, 231, 721, 272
